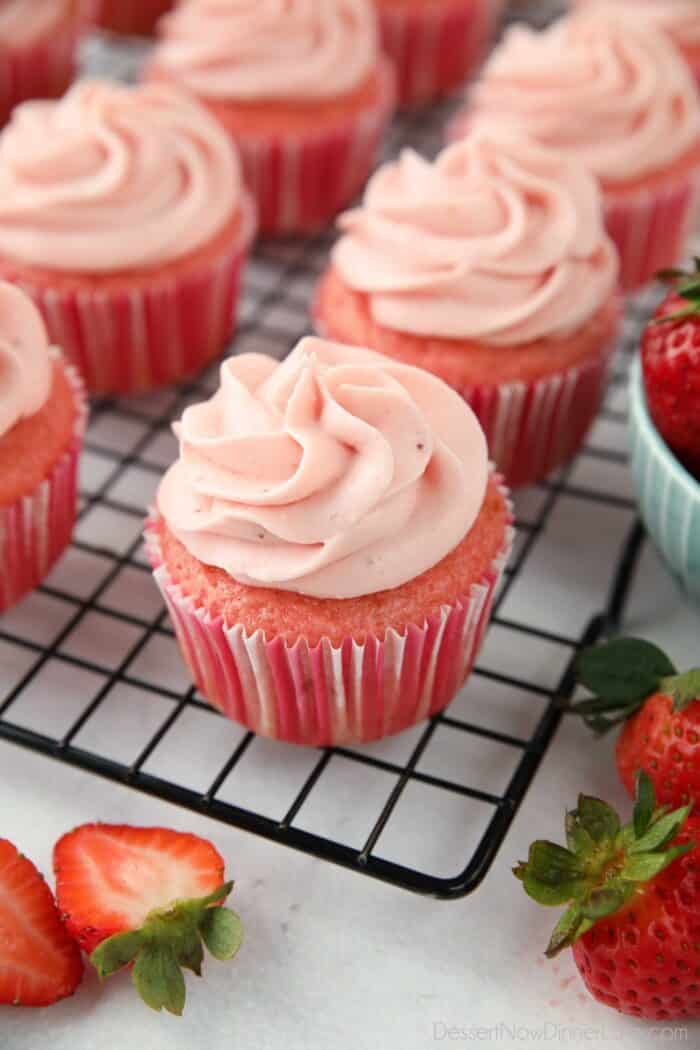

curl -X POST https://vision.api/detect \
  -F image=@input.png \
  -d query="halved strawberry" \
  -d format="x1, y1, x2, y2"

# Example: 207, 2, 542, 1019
54, 824, 242, 1016
0, 839, 83, 1007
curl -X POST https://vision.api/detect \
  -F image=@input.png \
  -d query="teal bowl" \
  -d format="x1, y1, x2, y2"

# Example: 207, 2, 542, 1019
628, 357, 700, 606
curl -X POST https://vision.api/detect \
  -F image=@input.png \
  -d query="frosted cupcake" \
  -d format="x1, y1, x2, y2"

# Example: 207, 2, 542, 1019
146, 337, 512, 746
375, 0, 506, 108
452, 10, 700, 291
315, 131, 620, 488
0, 80, 255, 396
147, 0, 395, 236
87, 0, 173, 36
574, 1, 700, 89
0, 282, 86, 613
0, 1, 82, 127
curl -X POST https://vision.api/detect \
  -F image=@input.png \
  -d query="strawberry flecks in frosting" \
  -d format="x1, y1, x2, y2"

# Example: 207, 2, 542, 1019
0, 79, 245, 273
468, 10, 700, 185
577, 0, 700, 48
0, 281, 52, 439
332, 132, 618, 345
0, 0, 75, 44
152, 0, 379, 101
157, 337, 489, 599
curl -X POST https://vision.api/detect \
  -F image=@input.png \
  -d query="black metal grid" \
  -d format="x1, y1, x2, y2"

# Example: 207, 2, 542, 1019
0, 14, 655, 899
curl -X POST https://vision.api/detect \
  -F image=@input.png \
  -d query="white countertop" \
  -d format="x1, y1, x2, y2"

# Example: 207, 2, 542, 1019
2, 539, 698, 1050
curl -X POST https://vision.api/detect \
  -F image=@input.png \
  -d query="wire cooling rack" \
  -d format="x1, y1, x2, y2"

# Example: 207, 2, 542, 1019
0, 10, 659, 899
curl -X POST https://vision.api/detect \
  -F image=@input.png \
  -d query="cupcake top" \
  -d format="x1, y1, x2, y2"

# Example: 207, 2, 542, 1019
577, 1, 700, 49
332, 130, 618, 345
0, 0, 75, 45
0, 79, 250, 274
152, 0, 379, 102
0, 281, 52, 439
468, 9, 700, 185
157, 336, 489, 600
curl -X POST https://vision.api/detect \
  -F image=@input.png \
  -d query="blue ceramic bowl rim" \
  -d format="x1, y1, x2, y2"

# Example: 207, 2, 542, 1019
628, 356, 700, 505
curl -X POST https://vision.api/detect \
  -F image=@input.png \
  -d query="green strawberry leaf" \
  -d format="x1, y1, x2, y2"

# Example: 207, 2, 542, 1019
514, 772, 694, 958
576, 795, 620, 844
629, 802, 694, 854
633, 770, 656, 838
577, 639, 676, 704
133, 943, 186, 1017
660, 669, 700, 712
200, 907, 244, 961
91, 930, 144, 978
580, 886, 629, 921
621, 844, 695, 883
545, 904, 586, 958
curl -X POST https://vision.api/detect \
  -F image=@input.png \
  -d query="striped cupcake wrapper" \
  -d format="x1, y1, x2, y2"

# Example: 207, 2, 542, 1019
0, 198, 256, 397
0, 17, 81, 127
379, 0, 505, 109
628, 357, 700, 606
0, 353, 87, 613
232, 60, 395, 236
457, 344, 617, 488
145, 476, 514, 747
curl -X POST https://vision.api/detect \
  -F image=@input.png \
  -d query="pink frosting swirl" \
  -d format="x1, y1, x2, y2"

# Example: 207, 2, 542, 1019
332, 131, 618, 345
157, 337, 489, 600
0, 0, 74, 44
0, 281, 52, 439
577, 1, 700, 48
467, 10, 700, 185
152, 0, 379, 101
0, 79, 248, 273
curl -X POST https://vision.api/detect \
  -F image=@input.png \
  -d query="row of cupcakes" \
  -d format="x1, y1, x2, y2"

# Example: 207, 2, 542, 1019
0, 0, 508, 118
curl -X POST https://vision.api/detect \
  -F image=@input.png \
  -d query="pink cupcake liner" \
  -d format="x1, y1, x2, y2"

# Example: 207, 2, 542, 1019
456, 348, 616, 489
0, 353, 87, 614
378, 0, 505, 108
0, 19, 81, 127
0, 199, 256, 396
145, 482, 514, 747
232, 60, 395, 235
603, 170, 700, 292
88, 0, 173, 36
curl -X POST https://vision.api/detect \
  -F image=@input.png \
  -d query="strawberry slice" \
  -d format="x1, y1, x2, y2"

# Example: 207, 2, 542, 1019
54, 824, 243, 1016
0, 839, 83, 1007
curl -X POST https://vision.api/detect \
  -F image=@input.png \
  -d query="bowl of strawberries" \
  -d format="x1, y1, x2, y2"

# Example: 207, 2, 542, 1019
629, 264, 700, 605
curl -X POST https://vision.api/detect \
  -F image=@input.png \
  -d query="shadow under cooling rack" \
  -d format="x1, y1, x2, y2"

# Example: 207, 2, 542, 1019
0, 7, 656, 898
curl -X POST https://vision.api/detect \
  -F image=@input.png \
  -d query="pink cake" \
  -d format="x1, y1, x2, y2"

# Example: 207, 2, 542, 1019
452, 8, 700, 290
146, 337, 513, 746
0, 283, 86, 612
315, 131, 621, 487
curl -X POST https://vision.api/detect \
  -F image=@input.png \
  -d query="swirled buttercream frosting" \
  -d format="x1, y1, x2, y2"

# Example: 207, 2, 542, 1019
0, 281, 52, 438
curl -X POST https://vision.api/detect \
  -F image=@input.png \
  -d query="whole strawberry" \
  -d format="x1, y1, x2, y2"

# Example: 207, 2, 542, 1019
642, 263, 700, 479
54, 824, 243, 1016
572, 637, 700, 811
515, 772, 700, 1020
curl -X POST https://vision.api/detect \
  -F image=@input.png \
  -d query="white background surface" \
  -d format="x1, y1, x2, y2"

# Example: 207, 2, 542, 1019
2, 539, 698, 1050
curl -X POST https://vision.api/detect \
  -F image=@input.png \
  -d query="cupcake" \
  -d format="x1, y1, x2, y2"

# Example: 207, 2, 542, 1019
574, 1, 700, 89
146, 337, 513, 746
0, 1, 82, 128
375, 0, 506, 108
87, 0, 174, 37
451, 9, 700, 291
0, 80, 255, 397
314, 131, 621, 488
146, 0, 395, 236
0, 281, 86, 613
